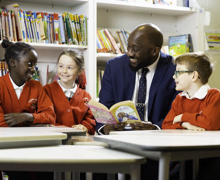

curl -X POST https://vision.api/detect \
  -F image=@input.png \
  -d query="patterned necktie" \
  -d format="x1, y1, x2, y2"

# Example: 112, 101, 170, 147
136, 68, 149, 121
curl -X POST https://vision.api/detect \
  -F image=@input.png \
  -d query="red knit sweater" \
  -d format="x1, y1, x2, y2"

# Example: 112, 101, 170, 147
162, 89, 220, 130
0, 73, 56, 127
44, 81, 96, 135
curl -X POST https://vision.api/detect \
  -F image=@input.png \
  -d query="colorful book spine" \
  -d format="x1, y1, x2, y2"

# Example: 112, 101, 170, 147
79, 15, 85, 45
5, 4, 22, 41
65, 13, 73, 44
4, 10, 10, 40
58, 14, 65, 44
43, 13, 48, 43
69, 13, 78, 45
74, 14, 82, 45
97, 30, 108, 52
11, 10, 17, 41
19, 9, 26, 42
62, 13, 68, 44
36, 13, 45, 42
121, 30, 128, 47
116, 30, 125, 53
32, 12, 39, 43
53, 13, 59, 44
0, 62, 2, 77
23, 10, 30, 42
26, 12, 34, 42
8, 10, 14, 41
104, 29, 122, 54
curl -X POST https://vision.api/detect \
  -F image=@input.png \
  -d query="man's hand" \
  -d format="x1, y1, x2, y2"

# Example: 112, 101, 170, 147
103, 123, 127, 135
4, 113, 34, 127
182, 122, 205, 131
130, 122, 158, 130
173, 114, 183, 124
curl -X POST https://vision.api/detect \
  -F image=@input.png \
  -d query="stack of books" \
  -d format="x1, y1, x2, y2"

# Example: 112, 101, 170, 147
96, 29, 129, 54
0, 3, 88, 46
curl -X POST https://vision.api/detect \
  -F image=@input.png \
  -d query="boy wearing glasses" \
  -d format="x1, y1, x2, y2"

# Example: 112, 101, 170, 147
162, 52, 220, 130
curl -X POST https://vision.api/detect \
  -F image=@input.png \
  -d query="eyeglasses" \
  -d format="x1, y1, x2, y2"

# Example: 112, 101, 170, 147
174, 71, 193, 77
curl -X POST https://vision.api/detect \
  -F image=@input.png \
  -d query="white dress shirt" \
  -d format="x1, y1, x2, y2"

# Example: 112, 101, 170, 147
57, 80, 77, 99
131, 53, 160, 122
9, 74, 25, 99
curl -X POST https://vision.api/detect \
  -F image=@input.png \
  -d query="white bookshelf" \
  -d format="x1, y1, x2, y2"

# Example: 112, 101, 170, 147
0, 0, 206, 98
95, 0, 205, 98
0, 0, 95, 95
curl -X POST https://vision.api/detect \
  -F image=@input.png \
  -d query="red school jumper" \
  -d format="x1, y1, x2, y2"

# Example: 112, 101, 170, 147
0, 73, 56, 127
162, 89, 220, 130
43, 81, 96, 135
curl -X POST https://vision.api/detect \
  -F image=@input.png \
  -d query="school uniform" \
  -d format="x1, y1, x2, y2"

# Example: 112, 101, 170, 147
0, 73, 56, 127
162, 84, 220, 130
43, 81, 96, 135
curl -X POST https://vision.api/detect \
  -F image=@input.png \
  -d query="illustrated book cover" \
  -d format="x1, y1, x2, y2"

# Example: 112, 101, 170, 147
88, 99, 141, 124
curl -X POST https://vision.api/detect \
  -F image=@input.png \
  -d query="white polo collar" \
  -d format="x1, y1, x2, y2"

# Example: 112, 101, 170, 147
181, 84, 210, 100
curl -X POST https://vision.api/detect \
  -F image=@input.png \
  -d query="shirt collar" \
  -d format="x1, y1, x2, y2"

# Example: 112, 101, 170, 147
137, 52, 160, 74
181, 84, 210, 99
57, 80, 77, 94
9, 73, 25, 90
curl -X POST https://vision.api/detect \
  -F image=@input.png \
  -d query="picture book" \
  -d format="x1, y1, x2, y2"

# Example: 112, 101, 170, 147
168, 34, 193, 57
88, 99, 141, 124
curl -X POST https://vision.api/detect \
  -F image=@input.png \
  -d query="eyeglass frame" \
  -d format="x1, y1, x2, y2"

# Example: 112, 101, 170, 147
174, 70, 194, 78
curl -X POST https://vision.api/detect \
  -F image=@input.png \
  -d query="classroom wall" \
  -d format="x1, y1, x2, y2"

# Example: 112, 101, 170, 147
196, 0, 220, 89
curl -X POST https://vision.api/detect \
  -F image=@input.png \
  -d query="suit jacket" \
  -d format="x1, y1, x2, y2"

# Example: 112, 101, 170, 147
97, 52, 178, 131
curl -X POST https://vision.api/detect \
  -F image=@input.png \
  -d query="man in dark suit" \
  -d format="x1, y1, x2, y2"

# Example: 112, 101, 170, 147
96, 23, 178, 135
96, 23, 178, 180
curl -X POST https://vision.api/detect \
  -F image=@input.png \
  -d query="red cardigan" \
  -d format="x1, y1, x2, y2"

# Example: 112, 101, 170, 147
0, 73, 56, 127
162, 89, 220, 130
44, 81, 96, 135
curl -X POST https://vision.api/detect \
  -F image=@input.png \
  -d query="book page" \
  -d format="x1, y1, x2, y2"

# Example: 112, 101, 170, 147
88, 104, 117, 124
110, 101, 141, 124
88, 99, 108, 111
88, 99, 117, 124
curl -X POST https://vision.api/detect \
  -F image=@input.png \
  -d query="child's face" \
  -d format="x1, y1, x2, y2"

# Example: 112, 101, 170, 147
57, 55, 80, 85
173, 64, 193, 91
13, 49, 38, 85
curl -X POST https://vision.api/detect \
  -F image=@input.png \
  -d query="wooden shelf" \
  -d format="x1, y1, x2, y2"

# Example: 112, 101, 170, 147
97, 0, 197, 16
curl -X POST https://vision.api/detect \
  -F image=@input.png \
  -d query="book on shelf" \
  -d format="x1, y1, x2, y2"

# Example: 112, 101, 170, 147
5, 3, 22, 41
96, 28, 129, 54
88, 99, 141, 124
1, 3, 88, 46
116, 30, 128, 53
205, 31, 220, 50
0, 60, 9, 77
96, 69, 104, 97
104, 29, 122, 54
154, 0, 177, 6
168, 34, 193, 57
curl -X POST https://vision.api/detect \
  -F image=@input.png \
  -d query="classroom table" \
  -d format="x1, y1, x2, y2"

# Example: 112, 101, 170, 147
0, 126, 86, 148
0, 145, 146, 180
94, 129, 220, 180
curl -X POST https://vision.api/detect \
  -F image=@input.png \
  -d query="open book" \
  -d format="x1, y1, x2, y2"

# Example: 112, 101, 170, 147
88, 99, 141, 124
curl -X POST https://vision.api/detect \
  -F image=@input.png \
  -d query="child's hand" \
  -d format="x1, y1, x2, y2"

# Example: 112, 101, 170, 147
72, 124, 89, 136
4, 113, 34, 127
182, 122, 205, 131
173, 114, 183, 124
